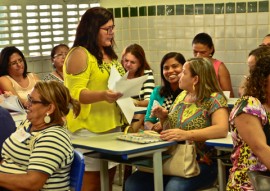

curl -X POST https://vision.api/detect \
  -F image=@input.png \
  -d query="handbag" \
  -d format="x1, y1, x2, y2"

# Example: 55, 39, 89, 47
248, 171, 270, 191
162, 141, 200, 178
139, 141, 200, 178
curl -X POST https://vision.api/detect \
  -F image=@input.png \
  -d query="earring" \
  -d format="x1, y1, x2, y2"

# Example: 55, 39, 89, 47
44, 113, 51, 124
193, 84, 195, 91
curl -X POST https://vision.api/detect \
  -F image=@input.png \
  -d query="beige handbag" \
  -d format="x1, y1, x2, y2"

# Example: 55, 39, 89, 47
139, 141, 200, 178
162, 141, 200, 178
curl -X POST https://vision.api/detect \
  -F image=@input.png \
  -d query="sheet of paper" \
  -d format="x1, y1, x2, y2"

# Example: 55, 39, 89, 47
108, 66, 148, 98
108, 66, 148, 124
0, 95, 26, 113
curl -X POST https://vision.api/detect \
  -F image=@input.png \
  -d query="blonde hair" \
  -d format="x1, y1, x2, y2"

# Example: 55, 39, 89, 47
34, 81, 80, 125
187, 57, 224, 101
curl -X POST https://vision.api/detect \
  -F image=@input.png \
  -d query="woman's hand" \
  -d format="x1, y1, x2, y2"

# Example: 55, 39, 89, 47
104, 90, 123, 103
151, 122, 163, 133
3, 91, 13, 97
160, 129, 190, 141
151, 105, 168, 120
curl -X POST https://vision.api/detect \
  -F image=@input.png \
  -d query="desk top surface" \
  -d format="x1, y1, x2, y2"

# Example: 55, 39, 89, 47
206, 133, 233, 148
72, 132, 176, 156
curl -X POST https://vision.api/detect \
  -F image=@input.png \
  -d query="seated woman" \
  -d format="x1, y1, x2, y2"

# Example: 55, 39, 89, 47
43, 44, 69, 83
0, 106, 16, 161
144, 52, 186, 130
0, 46, 40, 107
192, 32, 234, 97
125, 57, 229, 191
227, 55, 270, 191
122, 43, 155, 132
0, 81, 80, 191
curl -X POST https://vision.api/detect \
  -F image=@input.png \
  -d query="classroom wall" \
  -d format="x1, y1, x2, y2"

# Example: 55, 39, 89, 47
100, 0, 270, 97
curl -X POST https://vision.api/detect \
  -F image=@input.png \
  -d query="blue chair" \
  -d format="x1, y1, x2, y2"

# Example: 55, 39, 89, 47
70, 150, 85, 191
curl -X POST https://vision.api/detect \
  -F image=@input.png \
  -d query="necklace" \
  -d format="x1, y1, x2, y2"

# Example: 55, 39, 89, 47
186, 93, 197, 103
55, 70, 63, 80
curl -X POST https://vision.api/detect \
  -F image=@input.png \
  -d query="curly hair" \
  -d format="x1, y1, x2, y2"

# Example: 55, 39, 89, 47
244, 55, 270, 104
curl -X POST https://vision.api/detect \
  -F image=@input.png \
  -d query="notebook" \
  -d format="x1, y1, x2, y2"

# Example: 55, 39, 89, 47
117, 131, 163, 144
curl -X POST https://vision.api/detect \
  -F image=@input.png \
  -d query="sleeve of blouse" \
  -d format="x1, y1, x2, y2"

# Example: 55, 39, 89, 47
229, 96, 268, 126
142, 70, 155, 100
208, 92, 228, 115
64, 62, 93, 101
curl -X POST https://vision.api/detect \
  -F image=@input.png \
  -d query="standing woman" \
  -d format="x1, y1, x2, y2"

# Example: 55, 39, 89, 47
63, 7, 125, 191
192, 32, 234, 97
0, 46, 40, 107
144, 52, 185, 131
122, 43, 155, 132
43, 44, 69, 83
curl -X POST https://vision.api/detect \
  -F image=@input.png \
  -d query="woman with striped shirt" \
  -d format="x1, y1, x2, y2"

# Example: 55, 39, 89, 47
122, 43, 155, 132
0, 81, 80, 191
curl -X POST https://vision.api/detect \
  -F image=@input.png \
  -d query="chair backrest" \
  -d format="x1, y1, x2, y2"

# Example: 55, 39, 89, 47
70, 150, 85, 191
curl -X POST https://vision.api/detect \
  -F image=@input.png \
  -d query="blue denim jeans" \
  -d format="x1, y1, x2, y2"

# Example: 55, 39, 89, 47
125, 162, 217, 191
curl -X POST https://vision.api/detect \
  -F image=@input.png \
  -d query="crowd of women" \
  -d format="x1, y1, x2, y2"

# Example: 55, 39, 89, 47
0, 6, 270, 191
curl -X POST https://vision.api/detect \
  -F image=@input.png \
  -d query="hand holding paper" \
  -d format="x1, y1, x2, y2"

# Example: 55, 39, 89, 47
108, 66, 148, 124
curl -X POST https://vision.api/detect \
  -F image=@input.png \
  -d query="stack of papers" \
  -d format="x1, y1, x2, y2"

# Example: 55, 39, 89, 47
108, 66, 148, 124
117, 131, 163, 144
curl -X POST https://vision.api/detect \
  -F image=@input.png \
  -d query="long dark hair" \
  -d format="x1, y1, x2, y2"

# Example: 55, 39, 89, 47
73, 7, 117, 65
0, 46, 28, 77
159, 52, 186, 98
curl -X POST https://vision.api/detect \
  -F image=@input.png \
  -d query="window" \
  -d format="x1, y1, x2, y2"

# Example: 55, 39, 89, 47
0, 0, 100, 56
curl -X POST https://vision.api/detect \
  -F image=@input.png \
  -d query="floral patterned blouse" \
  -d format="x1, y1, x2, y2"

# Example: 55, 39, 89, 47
227, 96, 269, 191
164, 90, 228, 164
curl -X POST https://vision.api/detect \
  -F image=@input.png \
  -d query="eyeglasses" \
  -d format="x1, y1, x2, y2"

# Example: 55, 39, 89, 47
100, 25, 115, 34
9, 58, 24, 66
27, 94, 45, 106
53, 53, 68, 59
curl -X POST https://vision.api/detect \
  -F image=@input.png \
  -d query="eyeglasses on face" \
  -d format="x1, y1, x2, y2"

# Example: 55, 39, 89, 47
27, 94, 45, 106
100, 25, 115, 34
9, 58, 24, 67
53, 53, 68, 59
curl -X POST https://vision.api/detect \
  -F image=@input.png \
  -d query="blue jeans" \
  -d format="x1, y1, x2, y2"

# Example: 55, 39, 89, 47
125, 163, 217, 191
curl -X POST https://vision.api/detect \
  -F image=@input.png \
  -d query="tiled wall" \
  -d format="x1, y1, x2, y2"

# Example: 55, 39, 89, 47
103, 0, 269, 97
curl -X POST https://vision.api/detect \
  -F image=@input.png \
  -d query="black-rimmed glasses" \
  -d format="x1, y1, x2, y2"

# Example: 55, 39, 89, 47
27, 94, 45, 106
100, 25, 115, 34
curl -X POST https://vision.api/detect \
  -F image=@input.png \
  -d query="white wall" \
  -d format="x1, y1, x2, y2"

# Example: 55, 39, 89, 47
101, 0, 270, 97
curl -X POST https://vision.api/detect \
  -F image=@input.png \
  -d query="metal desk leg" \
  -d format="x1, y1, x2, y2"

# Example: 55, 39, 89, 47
100, 160, 109, 191
217, 150, 226, 191
153, 151, 163, 191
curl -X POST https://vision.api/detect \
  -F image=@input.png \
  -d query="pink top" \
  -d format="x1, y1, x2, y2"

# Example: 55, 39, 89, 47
213, 59, 221, 80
